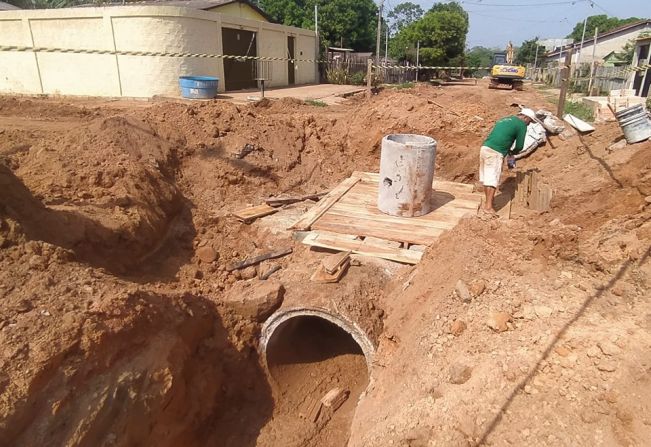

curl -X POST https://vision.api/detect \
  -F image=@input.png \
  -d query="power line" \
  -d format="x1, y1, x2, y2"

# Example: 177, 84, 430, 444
586, 0, 614, 16
461, 0, 588, 7
466, 9, 570, 23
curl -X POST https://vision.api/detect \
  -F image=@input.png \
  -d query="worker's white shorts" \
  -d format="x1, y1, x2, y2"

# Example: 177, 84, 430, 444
479, 146, 504, 188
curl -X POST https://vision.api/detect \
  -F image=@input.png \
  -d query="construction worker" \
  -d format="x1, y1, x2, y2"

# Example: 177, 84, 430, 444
479, 108, 537, 215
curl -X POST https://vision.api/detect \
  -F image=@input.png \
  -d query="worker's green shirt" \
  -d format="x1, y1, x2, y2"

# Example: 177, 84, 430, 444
483, 116, 528, 156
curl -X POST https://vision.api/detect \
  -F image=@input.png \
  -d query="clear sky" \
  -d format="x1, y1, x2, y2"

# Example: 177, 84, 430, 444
400, 0, 651, 49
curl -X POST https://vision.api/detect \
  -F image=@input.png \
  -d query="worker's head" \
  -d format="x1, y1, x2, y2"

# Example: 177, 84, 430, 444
518, 108, 537, 125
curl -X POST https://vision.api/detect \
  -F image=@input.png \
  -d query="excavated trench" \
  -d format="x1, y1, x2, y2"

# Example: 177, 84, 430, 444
0, 97, 399, 446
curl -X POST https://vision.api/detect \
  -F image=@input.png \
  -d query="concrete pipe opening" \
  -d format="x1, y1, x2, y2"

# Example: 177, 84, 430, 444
259, 308, 375, 443
260, 308, 375, 371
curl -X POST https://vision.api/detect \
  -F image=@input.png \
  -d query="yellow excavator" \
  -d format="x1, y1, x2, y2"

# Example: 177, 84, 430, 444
489, 42, 526, 91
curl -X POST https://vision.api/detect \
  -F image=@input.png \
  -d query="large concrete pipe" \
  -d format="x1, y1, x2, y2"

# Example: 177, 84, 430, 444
259, 278, 384, 373
377, 134, 437, 217
260, 307, 376, 370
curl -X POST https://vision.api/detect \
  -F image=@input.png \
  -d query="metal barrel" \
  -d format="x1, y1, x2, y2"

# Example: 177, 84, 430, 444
615, 104, 651, 144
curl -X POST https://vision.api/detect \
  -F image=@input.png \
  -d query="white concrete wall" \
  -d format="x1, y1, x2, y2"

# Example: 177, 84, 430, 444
548, 24, 651, 65
257, 27, 287, 88
295, 32, 317, 85
574, 25, 651, 64
0, 6, 317, 97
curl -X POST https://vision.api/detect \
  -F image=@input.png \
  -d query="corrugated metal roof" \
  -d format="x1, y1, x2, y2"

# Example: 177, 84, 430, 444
0, 1, 20, 10
74, 0, 274, 22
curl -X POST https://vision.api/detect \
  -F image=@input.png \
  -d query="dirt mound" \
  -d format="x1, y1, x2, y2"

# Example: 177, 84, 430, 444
0, 111, 187, 274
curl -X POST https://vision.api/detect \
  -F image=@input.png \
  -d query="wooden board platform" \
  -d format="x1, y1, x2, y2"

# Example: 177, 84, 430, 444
295, 172, 482, 246
302, 232, 423, 264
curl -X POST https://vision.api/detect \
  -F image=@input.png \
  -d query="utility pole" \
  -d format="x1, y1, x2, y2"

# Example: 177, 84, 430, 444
587, 26, 599, 96
384, 25, 388, 66
532, 43, 541, 82
415, 40, 420, 82
577, 16, 587, 63
557, 47, 573, 118
376, 0, 384, 65
314, 4, 319, 83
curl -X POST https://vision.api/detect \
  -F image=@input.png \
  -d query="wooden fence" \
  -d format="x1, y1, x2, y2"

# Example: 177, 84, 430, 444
529, 63, 632, 95
321, 59, 490, 86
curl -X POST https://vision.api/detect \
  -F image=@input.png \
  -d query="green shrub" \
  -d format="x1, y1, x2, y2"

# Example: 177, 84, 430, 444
349, 71, 366, 86
564, 101, 594, 122
394, 82, 414, 89
325, 67, 349, 85
305, 99, 327, 107
325, 67, 367, 85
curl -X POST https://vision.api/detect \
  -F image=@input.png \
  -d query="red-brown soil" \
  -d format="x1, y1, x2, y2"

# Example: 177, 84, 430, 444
1, 82, 649, 446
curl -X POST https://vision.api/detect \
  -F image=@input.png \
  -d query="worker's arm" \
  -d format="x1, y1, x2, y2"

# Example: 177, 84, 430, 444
512, 123, 527, 154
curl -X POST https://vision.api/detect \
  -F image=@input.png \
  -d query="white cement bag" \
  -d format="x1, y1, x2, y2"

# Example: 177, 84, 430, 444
514, 122, 547, 159
536, 109, 565, 134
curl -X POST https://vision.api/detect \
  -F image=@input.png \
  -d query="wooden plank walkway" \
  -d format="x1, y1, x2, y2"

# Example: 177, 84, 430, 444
293, 172, 482, 264
303, 172, 481, 246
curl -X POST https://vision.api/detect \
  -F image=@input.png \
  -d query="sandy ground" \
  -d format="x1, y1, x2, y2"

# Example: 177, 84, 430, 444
0, 81, 649, 446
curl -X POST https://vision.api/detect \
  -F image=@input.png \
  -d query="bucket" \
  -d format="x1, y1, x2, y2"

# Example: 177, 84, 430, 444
178, 76, 219, 99
615, 104, 651, 144
377, 134, 437, 217
614, 103, 644, 120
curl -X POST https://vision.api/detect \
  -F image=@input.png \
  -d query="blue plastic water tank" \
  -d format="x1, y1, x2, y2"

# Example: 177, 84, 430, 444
178, 76, 219, 99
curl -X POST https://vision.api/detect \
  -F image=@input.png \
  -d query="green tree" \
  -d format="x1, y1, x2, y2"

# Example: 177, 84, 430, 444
388, 2, 424, 35
515, 37, 545, 66
390, 1, 468, 66
6, 0, 87, 7
429, 1, 467, 15
260, 0, 378, 51
466, 46, 496, 68
567, 14, 641, 42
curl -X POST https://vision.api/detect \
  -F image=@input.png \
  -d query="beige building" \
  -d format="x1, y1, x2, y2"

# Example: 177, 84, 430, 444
0, 1, 317, 97
630, 35, 651, 97
545, 19, 651, 65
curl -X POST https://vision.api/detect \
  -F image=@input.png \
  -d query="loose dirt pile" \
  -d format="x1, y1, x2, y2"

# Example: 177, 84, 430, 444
1, 82, 649, 446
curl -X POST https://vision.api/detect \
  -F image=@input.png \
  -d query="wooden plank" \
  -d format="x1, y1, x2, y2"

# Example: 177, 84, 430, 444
265, 191, 328, 207
321, 387, 349, 411
302, 232, 423, 264
232, 204, 277, 223
352, 171, 476, 194
335, 199, 479, 221
341, 186, 481, 210
325, 206, 455, 230
344, 191, 481, 213
290, 176, 361, 231
313, 216, 442, 245
322, 251, 351, 274
226, 247, 292, 272
311, 258, 350, 283
348, 183, 482, 203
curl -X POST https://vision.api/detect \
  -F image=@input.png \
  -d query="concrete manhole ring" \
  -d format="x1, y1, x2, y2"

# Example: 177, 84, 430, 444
260, 306, 376, 370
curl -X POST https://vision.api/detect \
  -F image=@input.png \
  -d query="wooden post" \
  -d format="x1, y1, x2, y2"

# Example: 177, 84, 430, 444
557, 48, 573, 118
366, 59, 373, 98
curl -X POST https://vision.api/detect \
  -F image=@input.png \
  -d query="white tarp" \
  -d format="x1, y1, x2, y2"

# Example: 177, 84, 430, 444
514, 122, 547, 159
